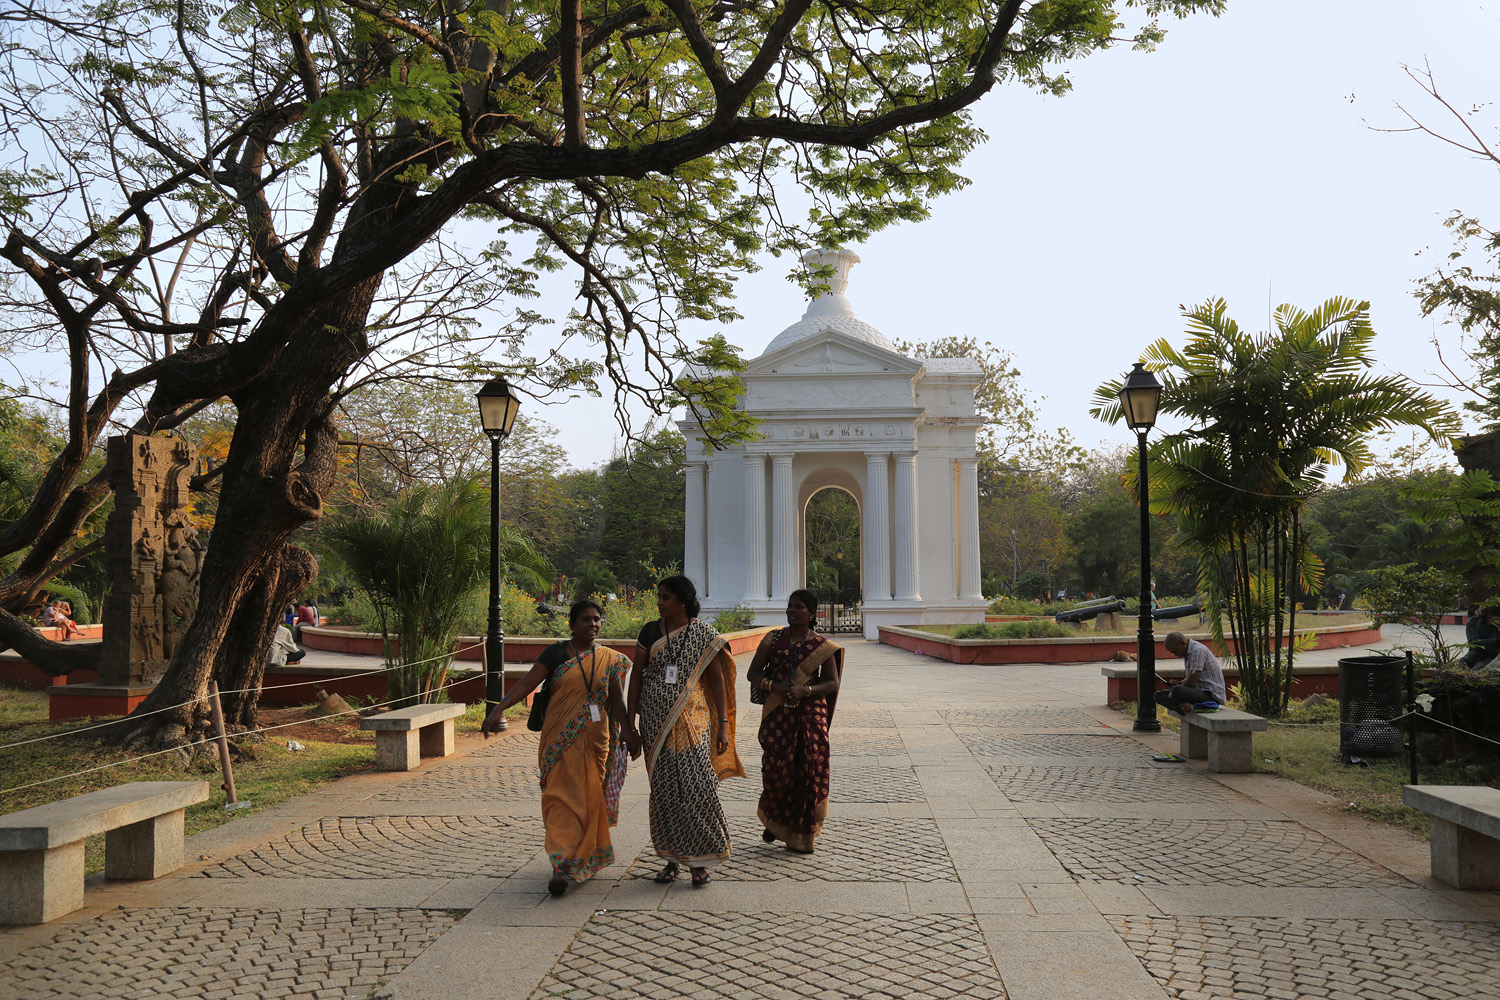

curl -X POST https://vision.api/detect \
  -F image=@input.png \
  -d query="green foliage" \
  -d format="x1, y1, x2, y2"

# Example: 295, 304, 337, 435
1416, 667, 1500, 764
595, 586, 660, 641
1402, 469, 1500, 611
325, 479, 498, 704
1092, 297, 1459, 716
953, 620, 1077, 640
987, 597, 1073, 616
556, 430, 686, 585
804, 488, 861, 601
712, 604, 758, 634
1361, 563, 1465, 665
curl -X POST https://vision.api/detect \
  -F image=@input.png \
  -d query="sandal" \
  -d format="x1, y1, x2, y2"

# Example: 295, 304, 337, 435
652, 862, 679, 884
762, 828, 776, 844
690, 867, 711, 887
548, 874, 568, 896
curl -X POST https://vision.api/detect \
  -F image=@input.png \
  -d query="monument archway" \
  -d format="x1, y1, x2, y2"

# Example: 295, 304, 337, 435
681, 248, 987, 639
802, 482, 861, 602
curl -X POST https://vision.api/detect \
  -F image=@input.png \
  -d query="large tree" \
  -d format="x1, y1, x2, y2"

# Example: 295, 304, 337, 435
0, 0, 1224, 744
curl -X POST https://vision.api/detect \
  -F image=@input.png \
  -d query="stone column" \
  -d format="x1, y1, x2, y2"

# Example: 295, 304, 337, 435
684, 461, 707, 593
770, 454, 797, 600
957, 457, 982, 600
894, 452, 920, 600
744, 453, 768, 602
864, 452, 891, 602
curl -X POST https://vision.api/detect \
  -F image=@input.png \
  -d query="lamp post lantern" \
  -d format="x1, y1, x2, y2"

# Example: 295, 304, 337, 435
1119, 361, 1163, 733
477, 377, 522, 729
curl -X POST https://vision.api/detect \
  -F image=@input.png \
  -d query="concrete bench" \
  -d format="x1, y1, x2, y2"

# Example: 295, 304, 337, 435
1402, 785, 1500, 889
0, 780, 208, 924
1166, 708, 1267, 773
360, 702, 467, 770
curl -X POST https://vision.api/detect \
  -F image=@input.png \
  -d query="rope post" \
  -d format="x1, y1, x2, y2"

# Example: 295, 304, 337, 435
1405, 650, 1418, 786
208, 681, 247, 809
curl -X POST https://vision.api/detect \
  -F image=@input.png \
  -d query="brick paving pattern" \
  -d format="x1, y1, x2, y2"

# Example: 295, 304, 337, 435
1109, 915, 1500, 1000
829, 709, 897, 728
532, 911, 1006, 1000
196, 815, 543, 879
985, 765, 1244, 803
958, 731, 1146, 760
632, 816, 957, 882
1031, 818, 1408, 887
0, 906, 455, 1000
942, 708, 1106, 729
372, 765, 542, 801
466, 731, 541, 758
829, 731, 908, 756
719, 763, 926, 802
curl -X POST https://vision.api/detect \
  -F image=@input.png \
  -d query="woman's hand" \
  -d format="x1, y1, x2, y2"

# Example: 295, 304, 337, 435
480, 703, 509, 738
715, 728, 730, 755
624, 725, 643, 759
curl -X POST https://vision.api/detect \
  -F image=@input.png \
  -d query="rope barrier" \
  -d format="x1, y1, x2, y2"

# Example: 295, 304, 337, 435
0, 641, 485, 752
0, 674, 480, 796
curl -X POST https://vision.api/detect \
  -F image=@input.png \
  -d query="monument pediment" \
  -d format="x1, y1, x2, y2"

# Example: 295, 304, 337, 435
745, 330, 922, 379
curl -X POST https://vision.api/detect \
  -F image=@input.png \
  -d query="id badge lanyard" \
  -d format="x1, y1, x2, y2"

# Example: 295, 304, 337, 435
581, 649, 602, 723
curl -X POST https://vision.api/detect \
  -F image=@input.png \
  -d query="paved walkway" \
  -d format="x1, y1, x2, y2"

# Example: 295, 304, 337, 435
4, 637, 1498, 999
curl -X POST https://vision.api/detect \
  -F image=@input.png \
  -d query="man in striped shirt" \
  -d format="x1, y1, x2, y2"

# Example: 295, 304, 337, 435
1153, 631, 1227, 713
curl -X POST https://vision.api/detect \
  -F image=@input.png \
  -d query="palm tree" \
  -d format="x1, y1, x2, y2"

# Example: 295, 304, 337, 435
325, 477, 550, 704
1093, 297, 1458, 715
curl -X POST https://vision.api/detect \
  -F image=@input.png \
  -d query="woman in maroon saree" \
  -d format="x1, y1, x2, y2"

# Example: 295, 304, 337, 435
746, 589, 844, 854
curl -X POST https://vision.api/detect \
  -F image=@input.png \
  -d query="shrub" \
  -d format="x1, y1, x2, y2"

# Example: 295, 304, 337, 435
1415, 667, 1500, 762
954, 620, 1077, 640
712, 603, 758, 633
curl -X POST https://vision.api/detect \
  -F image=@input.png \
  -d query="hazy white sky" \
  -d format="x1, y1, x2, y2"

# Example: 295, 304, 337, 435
525, 0, 1500, 469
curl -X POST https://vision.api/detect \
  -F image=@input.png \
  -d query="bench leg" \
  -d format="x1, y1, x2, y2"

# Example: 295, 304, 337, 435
106, 807, 186, 881
1206, 732, 1254, 773
0, 840, 84, 925
1429, 816, 1500, 889
375, 729, 420, 771
1180, 723, 1207, 759
419, 718, 455, 759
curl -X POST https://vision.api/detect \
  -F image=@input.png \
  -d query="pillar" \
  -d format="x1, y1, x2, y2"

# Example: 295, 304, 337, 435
864, 452, 891, 601
744, 453, 768, 601
894, 452, 920, 600
684, 461, 707, 591
957, 457, 982, 600
770, 454, 797, 600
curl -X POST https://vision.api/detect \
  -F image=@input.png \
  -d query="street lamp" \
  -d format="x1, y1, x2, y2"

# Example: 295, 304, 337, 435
1119, 361, 1163, 733
834, 548, 844, 604
477, 376, 521, 729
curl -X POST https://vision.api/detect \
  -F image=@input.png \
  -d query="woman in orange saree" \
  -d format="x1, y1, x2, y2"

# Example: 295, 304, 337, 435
627, 575, 744, 887
746, 589, 843, 854
482, 599, 631, 895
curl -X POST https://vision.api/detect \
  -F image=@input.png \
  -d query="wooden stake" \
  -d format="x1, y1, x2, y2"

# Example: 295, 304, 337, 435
208, 680, 239, 805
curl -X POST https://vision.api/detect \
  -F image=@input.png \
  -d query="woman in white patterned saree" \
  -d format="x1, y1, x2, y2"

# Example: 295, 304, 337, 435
627, 575, 744, 887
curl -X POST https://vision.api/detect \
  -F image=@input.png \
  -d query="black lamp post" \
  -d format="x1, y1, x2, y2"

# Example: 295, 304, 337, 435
834, 548, 844, 604
1119, 361, 1163, 733
477, 377, 521, 728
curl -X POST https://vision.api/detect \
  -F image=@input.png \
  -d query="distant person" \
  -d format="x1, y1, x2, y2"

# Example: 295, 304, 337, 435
268, 624, 305, 666
747, 589, 844, 855
1154, 631, 1227, 714
1463, 607, 1500, 669
294, 601, 318, 640
43, 600, 83, 640
481, 599, 633, 896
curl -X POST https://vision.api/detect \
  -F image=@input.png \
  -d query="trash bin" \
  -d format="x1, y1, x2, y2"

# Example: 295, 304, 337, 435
1338, 655, 1406, 758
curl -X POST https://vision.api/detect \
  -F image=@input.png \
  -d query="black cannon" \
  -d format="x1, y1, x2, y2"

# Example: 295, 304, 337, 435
1152, 603, 1200, 621
1055, 599, 1126, 624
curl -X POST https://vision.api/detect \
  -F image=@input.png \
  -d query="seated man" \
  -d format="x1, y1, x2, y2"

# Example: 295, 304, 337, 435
268, 624, 306, 666
1154, 631, 1227, 714
1462, 607, 1500, 668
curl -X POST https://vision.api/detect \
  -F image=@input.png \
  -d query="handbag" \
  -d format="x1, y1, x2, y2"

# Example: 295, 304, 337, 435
526, 669, 554, 732
749, 629, 780, 704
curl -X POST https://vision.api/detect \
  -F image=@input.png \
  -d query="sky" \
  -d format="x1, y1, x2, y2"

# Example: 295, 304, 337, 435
518, 0, 1500, 470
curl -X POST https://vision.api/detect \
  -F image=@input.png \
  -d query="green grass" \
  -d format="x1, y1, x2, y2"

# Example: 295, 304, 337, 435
1110, 698, 1491, 838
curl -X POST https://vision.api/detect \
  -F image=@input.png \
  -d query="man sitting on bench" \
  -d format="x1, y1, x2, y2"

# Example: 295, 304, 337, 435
1154, 631, 1226, 714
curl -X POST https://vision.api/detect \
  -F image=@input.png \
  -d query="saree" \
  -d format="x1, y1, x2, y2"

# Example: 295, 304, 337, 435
637, 618, 745, 867
537, 643, 631, 882
757, 629, 844, 853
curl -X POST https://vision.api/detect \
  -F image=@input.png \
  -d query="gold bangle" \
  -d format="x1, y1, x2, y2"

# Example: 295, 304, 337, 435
760, 677, 772, 692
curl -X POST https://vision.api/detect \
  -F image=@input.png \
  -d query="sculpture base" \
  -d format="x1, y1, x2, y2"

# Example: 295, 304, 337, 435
47, 682, 155, 721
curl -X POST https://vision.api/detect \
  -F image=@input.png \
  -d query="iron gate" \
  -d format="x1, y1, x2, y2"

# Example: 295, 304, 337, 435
817, 602, 863, 634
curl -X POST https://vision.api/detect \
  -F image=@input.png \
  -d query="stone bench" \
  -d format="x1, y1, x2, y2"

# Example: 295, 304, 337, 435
0, 780, 208, 924
1402, 785, 1500, 889
360, 702, 467, 770
1166, 708, 1267, 773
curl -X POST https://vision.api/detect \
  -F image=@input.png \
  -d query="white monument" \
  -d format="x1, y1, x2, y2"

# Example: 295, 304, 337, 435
681, 249, 987, 639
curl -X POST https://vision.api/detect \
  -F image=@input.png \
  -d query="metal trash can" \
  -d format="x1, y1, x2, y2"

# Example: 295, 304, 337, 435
1338, 655, 1406, 758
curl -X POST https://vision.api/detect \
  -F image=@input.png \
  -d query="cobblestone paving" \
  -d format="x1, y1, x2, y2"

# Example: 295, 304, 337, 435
1109, 915, 1500, 1000
532, 911, 1005, 1000
371, 765, 541, 801
829, 730, 908, 756
466, 731, 540, 758
0, 907, 455, 1000
943, 708, 1106, 729
830, 709, 896, 728
632, 816, 957, 882
196, 815, 542, 879
985, 765, 1244, 803
1031, 818, 1407, 887
719, 763, 926, 803
958, 731, 1144, 760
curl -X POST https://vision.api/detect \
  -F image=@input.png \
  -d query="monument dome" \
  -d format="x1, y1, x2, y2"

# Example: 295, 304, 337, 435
760, 248, 895, 356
